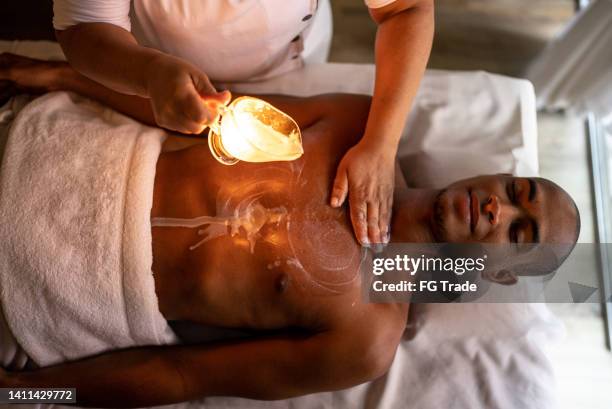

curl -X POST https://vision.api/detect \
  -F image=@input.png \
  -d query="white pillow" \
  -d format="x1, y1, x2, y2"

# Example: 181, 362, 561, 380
399, 70, 539, 187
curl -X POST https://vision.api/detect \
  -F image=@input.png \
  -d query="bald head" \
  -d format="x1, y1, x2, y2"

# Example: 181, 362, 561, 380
423, 174, 579, 277
429, 174, 579, 246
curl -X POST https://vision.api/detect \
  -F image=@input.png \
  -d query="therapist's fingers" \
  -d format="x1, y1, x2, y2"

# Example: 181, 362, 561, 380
184, 93, 213, 128
379, 197, 392, 244
191, 75, 229, 120
331, 165, 349, 208
151, 87, 207, 133
160, 94, 206, 134
367, 200, 382, 247
349, 189, 369, 246
178, 91, 231, 134
191, 71, 218, 97
193, 74, 231, 114
204, 89, 232, 105
202, 90, 232, 123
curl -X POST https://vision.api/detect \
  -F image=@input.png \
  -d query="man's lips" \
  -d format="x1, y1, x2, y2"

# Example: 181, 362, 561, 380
469, 190, 479, 233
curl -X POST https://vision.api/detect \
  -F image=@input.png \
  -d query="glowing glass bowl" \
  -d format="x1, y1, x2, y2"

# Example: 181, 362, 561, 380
208, 97, 303, 165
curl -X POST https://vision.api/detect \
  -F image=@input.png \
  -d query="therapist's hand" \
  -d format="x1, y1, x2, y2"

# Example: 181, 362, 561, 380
331, 141, 395, 247
145, 55, 231, 134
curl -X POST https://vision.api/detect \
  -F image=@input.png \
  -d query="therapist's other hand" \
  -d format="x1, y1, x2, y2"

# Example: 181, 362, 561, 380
145, 55, 231, 134
331, 141, 395, 247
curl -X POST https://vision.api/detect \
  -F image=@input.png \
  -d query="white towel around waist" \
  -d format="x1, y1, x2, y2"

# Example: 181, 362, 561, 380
0, 91, 177, 366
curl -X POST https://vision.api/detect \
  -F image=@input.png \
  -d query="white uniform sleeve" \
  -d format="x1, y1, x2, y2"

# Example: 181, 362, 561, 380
53, 0, 131, 31
364, 0, 397, 9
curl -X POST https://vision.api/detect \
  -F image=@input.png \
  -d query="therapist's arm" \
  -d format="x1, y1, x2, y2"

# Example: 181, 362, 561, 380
56, 23, 230, 133
330, 0, 434, 246
0, 53, 363, 134
367, 0, 434, 148
56, 23, 159, 97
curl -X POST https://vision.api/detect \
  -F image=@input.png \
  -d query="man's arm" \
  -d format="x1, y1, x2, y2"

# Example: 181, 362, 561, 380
3, 327, 395, 408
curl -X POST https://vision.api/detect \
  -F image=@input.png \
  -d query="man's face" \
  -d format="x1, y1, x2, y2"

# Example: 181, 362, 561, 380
430, 175, 578, 244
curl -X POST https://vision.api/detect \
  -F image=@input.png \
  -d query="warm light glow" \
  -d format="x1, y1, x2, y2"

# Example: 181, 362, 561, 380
208, 97, 303, 165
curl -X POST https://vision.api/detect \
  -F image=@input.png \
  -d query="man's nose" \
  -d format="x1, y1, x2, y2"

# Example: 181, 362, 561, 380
483, 194, 501, 226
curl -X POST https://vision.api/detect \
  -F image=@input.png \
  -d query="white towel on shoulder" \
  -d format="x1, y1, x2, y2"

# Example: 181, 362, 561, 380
0, 91, 177, 366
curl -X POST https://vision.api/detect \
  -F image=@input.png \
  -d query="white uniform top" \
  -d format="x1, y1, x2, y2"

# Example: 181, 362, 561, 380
53, 0, 395, 82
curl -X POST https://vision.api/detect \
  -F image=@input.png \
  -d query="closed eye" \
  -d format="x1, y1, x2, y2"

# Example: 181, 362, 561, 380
507, 180, 517, 203
528, 178, 537, 202
509, 221, 519, 243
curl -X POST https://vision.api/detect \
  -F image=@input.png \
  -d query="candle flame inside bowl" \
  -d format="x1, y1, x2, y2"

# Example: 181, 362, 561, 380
208, 97, 303, 165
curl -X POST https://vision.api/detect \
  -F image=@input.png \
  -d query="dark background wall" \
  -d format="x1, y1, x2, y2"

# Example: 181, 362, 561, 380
1, 1, 55, 40
330, 0, 575, 76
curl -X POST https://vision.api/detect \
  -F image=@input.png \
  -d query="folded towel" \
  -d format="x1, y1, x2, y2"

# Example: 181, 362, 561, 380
0, 91, 177, 366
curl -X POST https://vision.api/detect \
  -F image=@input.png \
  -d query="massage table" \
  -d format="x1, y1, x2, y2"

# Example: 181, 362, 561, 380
0, 40, 562, 409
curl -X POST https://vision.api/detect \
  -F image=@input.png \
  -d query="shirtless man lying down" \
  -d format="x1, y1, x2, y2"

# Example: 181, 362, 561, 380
0, 54, 580, 408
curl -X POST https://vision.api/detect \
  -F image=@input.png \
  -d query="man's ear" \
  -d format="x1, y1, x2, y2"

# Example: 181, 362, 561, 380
482, 269, 518, 285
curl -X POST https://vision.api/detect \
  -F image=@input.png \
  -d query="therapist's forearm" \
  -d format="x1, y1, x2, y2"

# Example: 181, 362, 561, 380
364, 3, 434, 150
56, 23, 166, 97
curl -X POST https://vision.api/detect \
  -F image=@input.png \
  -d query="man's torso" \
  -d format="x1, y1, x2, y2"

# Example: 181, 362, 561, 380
150, 94, 392, 333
